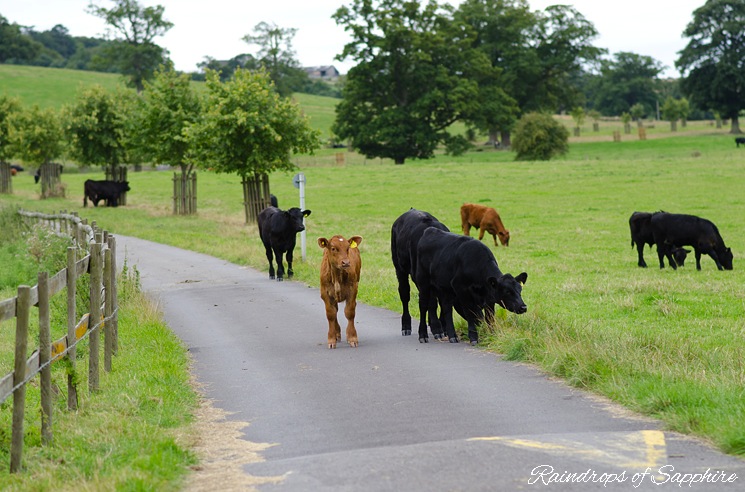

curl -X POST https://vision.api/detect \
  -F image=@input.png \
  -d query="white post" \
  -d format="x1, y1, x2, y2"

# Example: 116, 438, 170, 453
298, 173, 307, 261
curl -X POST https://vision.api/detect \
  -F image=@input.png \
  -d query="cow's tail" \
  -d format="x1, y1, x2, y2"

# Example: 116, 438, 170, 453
83, 193, 88, 207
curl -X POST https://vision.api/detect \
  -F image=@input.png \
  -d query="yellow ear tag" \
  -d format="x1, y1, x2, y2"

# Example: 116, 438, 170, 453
519, 282, 524, 286
350, 240, 358, 249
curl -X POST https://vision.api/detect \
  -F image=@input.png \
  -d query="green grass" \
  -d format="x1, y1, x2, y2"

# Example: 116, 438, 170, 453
3, 129, 745, 458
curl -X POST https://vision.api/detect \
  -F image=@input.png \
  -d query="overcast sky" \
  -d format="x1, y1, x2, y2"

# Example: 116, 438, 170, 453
2, 0, 704, 77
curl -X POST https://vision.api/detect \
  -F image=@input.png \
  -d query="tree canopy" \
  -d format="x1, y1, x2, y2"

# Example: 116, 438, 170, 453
588, 51, 664, 116
332, 0, 500, 164
191, 68, 320, 178
242, 22, 308, 97
86, 0, 173, 91
676, 0, 745, 133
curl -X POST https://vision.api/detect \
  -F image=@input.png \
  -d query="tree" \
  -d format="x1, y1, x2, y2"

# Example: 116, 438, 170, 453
65, 84, 131, 180
629, 102, 646, 127
87, 0, 173, 92
589, 51, 664, 116
0, 96, 22, 163
137, 64, 202, 214
570, 106, 585, 136
511, 112, 569, 161
661, 96, 682, 131
676, 0, 745, 134
190, 69, 320, 222
332, 0, 498, 164
454, 1, 604, 146
0, 15, 43, 62
196, 53, 258, 82
242, 22, 308, 97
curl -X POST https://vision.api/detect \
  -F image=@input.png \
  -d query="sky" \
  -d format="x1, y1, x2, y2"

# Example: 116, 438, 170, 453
2, 0, 705, 77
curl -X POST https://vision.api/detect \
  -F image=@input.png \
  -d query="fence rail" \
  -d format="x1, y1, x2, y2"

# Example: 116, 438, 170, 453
1, 210, 119, 473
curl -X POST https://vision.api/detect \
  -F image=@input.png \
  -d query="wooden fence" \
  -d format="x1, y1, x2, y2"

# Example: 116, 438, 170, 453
1, 210, 119, 473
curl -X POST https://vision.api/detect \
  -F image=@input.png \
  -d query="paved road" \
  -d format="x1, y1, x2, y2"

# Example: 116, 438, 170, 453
116, 235, 744, 491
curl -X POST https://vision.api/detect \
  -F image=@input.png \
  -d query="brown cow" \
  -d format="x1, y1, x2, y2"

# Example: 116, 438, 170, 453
460, 203, 510, 246
318, 235, 363, 349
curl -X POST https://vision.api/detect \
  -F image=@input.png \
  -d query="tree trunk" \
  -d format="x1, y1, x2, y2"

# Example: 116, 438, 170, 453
395, 157, 405, 165
500, 130, 511, 149
730, 115, 741, 134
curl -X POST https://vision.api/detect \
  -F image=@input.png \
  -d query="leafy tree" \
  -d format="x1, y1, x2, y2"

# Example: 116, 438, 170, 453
196, 54, 258, 82
8, 105, 65, 182
191, 68, 320, 177
511, 112, 569, 161
242, 22, 308, 97
661, 96, 682, 131
65, 84, 130, 177
620, 111, 632, 133
137, 64, 201, 174
332, 0, 499, 164
0, 15, 43, 62
629, 102, 646, 127
570, 106, 585, 135
87, 0, 174, 92
0, 96, 22, 163
676, 0, 745, 134
589, 51, 664, 116
454, 1, 604, 146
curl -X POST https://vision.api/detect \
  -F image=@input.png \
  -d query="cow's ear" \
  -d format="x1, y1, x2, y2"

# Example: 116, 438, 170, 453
303, 209, 312, 217
318, 237, 328, 248
349, 235, 363, 248
515, 272, 528, 285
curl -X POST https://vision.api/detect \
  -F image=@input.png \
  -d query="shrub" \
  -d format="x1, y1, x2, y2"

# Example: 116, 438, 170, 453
511, 112, 569, 161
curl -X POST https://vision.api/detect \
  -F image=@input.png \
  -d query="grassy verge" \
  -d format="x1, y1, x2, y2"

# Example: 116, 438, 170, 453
2, 130, 744, 461
0, 208, 198, 490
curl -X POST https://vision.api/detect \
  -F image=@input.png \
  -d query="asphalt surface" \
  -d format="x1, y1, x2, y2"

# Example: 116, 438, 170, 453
116, 235, 744, 491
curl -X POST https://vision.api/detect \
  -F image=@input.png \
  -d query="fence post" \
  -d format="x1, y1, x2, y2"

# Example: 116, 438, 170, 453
38, 271, 53, 445
108, 236, 119, 355
104, 245, 113, 372
89, 237, 102, 393
11, 285, 31, 473
66, 247, 78, 410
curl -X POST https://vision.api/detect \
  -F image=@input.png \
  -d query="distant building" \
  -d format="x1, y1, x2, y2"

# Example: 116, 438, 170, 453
304, 65, 341, 80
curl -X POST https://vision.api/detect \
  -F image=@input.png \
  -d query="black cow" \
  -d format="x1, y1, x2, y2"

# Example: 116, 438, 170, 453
83, 179, 130, 207
650, 212, 733, 271
629, 211, 690, 268
390, 209, 450, 338
416, 227, 528, 345
258, 206, 311, 281
735, 137, 745, 148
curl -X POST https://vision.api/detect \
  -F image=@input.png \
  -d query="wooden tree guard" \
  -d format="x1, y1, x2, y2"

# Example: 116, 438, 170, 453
172, 172, 197, 215
0, 162, 12, 194
39, 163, 64, 199
242, 173, 272, 225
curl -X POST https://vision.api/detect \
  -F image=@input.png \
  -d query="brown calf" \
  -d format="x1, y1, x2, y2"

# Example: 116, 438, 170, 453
318, 235, 363, 348
460, 203, 510, 246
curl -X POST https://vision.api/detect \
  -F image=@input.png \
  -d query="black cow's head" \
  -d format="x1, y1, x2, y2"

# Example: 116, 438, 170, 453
672, 247, 691, 267
489, 272, 528, 314
119, 181, 131, 192
720, 247, 734, 270
286, 208, 311, 233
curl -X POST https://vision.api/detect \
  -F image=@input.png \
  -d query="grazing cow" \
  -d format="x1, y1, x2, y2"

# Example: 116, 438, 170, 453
416, 227, 528, 345
318, 235, 363, 348
629, 211, 690, 268
460, 203, 510, 246
650, 212, 733, 271
258, 206, 311, 281
735, 137, 745, 147
83, 179, 130, 207
391, 209, 451, 338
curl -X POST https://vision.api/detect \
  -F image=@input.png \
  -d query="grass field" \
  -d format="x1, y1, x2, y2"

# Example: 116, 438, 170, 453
3, 126, 745, 459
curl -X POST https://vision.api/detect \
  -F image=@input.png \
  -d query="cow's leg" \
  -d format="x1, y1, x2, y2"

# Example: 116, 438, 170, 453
395, 269, 412, 335
478, 228, 485, 242
439, 301, 458, 343
286, 247, 295, 278
695, 250, 703, 270
462, 222, 471, 236
273, 247, 285, 281
467, 319, 480, 345
325, 299, 341, 349
636, 244, 647, 267
263, 243, 276, 279
428, 292, 444, 340
417, 284, 433, 343
344, 295, 359, 348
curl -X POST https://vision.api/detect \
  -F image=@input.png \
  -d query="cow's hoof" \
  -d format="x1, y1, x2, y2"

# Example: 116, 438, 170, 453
449, 337, 459, 344
433, 333, 443, 340
277, 277, 284, 282
402, 329, 411, 336
269, 275, 275, 279
349, 341, 358, 348
419, 337, 428, 343
328, 342, 336, 349
470, 340, 478, 346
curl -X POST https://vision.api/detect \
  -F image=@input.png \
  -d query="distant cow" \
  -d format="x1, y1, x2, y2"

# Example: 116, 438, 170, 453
416, 227, 528, 345
460, 203, 510, 246
258, 206, 311, 281
735, 137, 745, 147
83, 179, 130, 207
650, 212, 733, 271
629, 211, 690, 268
318, 235, 363, 349
391, 209, 451, 339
